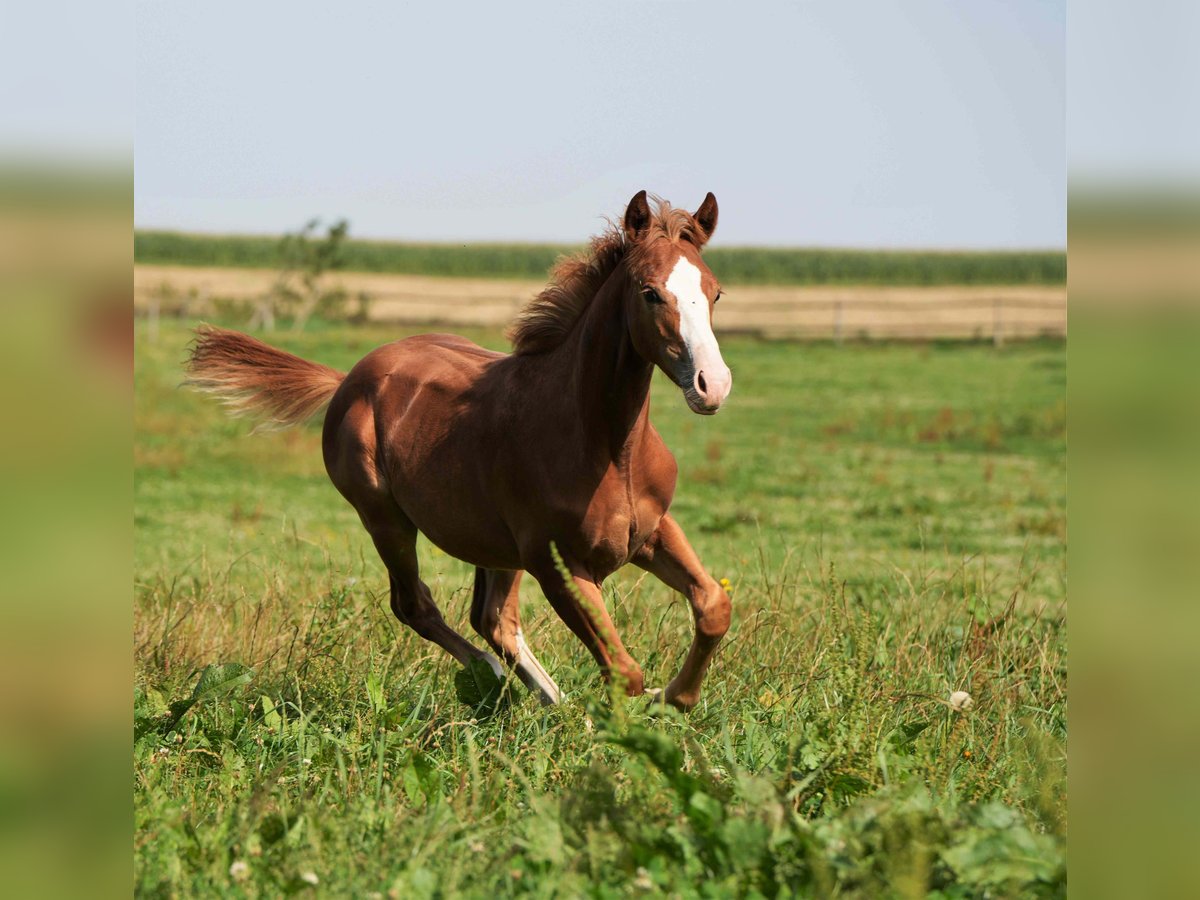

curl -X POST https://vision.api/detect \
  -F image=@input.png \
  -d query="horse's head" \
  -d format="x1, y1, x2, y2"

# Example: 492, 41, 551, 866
623, 190, 732, 415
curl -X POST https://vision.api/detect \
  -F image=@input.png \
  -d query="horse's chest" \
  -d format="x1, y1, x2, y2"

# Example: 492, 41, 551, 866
576, 463, 673, 576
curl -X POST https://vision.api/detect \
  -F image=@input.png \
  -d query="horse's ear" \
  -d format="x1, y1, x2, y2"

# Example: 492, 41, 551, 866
693, 192, 718, 245
624, 190, 651, 242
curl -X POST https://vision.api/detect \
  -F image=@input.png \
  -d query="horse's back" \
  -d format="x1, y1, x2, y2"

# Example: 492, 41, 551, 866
322, 333, 521, 567
325, 331, 507, 461
353, 332, 503, 380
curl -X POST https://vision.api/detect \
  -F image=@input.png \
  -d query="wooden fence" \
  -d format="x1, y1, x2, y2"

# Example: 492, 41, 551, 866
134, 265, 1065, 343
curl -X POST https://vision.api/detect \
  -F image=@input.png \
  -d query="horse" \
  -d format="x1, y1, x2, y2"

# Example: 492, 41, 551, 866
186, 191, 733, 710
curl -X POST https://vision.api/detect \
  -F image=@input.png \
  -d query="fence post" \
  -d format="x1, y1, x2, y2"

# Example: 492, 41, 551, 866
992, 298, 1004, 348
834, 299, 844, 345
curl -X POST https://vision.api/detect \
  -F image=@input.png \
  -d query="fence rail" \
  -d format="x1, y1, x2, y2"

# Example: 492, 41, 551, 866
134, 264, 1065, 344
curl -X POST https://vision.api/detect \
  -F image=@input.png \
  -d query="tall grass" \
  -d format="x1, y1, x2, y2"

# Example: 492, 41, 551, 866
135, 230, 1066, 286
134, 320, 1066, 896
135, 546, 1065, 897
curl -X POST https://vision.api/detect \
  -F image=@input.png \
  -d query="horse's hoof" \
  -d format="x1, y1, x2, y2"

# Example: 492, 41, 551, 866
657, 685, 699, 712
645, 687, 666, 705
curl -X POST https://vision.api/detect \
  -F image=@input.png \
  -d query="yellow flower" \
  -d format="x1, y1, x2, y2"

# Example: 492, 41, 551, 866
719, 577, 732, 590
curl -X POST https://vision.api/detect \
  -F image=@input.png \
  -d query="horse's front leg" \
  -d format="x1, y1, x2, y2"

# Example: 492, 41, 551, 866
530, 564, 645, 697
632, 514, 731, 710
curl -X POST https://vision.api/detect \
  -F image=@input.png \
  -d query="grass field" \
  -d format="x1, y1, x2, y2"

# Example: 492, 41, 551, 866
134, 320, 1066, 897
134, 230, 1066, 286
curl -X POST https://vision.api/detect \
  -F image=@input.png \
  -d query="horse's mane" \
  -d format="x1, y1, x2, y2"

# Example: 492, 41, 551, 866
507, 198, 705, 355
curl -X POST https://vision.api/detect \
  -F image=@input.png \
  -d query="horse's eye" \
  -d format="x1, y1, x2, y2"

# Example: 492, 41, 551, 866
714, 291, 723, 304
642, 287, 664, 304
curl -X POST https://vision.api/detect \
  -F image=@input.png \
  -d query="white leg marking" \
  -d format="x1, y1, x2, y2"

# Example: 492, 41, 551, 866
515, 628, 562, 705
483, 653, 505, 680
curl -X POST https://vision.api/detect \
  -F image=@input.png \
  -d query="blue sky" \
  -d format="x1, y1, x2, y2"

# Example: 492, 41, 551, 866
135, 3, 1065, 248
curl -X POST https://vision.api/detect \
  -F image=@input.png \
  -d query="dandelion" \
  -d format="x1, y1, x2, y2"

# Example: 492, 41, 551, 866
634, 867, 654, 890
229, 860, 249, 881
949, 690, 974, 711
719, 577, 732, 592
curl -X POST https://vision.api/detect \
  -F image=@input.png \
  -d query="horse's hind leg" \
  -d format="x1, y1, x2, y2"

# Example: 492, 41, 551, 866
470, 568, 562, 705
359, 502, 503, 677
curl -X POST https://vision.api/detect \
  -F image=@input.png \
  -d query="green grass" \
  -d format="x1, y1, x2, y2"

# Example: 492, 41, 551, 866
134, 320, 1066, 897
134, 230, 1066, 286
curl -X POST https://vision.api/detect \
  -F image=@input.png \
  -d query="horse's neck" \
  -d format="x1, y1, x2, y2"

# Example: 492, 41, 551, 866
561, 269, 653, 464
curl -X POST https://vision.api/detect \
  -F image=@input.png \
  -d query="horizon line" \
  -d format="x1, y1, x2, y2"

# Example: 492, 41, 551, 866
133, 225, 1066, 256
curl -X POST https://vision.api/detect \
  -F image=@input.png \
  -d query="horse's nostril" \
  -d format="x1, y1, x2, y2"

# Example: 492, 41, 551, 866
697, 371, 707, 394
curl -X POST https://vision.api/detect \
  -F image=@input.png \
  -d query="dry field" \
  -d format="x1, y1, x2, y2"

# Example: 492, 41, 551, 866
135, 264, 1065, 341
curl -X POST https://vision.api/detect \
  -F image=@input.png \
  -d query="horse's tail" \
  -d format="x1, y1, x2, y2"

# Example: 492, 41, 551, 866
185, 325, 346, 430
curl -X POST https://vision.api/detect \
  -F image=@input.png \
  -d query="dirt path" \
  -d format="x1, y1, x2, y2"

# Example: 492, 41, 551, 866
135, 265, 1065, 340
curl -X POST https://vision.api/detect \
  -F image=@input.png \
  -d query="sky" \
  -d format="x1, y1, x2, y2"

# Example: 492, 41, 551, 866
1069, 0, 1200, 185
134, 2, 1065, 249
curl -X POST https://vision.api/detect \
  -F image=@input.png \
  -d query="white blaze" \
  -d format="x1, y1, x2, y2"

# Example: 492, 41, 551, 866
664, 256, 724, 378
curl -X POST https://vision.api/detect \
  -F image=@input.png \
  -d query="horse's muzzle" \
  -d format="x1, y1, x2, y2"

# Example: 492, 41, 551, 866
685, 363, 732, 414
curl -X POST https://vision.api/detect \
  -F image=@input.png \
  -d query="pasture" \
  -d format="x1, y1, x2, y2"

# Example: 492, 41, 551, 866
134, 320, 1066, 897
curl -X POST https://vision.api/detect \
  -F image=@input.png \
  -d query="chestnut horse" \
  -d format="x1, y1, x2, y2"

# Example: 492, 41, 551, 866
187, 191, 733, 709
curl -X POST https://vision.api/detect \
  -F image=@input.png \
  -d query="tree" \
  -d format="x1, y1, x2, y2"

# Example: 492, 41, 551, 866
249, 218, 351, 332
